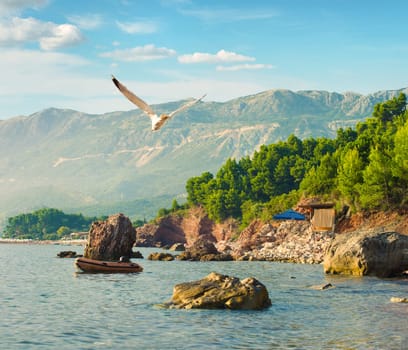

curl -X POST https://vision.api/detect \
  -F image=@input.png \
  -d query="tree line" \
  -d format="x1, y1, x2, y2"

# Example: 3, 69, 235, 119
2, 208, 107, 240
181, 93, 407, 226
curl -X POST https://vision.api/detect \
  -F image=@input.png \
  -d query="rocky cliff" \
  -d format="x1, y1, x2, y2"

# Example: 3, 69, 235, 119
136, 207, 408, 264
136, 207, 235, 247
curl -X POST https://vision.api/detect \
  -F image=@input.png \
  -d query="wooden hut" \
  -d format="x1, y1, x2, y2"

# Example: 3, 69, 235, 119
299, 202, 335, 232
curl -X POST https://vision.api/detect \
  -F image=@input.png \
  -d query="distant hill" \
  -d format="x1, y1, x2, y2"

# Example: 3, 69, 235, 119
1, 87, 407, 225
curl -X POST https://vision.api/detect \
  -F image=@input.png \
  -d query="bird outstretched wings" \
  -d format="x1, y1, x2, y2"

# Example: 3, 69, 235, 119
112, 75, 206, 131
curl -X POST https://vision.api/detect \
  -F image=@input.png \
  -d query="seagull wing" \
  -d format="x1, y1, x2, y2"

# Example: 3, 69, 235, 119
168, 94, 207, 118
112, 75, 155, 117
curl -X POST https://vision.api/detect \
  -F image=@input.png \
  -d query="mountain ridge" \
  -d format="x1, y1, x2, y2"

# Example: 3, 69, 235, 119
1, 87, 407, 225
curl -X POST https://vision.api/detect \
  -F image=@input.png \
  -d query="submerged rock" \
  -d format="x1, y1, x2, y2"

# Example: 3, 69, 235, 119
84, 213, 135, 261
323, 230, 408, 277
310, 283, 334, 290
163, 272, 271, 310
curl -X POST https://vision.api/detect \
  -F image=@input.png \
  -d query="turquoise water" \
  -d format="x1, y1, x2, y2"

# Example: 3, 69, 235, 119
0, 244, 407, 350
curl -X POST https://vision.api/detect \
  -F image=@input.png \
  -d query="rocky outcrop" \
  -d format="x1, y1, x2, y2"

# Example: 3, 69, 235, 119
84, 213, 135, 261
135, 207, 235, 248
163, 272, 271, 310
57, 250, 82, 258
323, 230, 408, 277
169, 243, 185, 251
177, 238, 233, 261
130, 250, 144, 259
135, 216, 185, 247
148, 252, 175, 261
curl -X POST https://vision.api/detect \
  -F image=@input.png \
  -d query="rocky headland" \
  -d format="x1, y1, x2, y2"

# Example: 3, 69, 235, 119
136, 207, 408, 276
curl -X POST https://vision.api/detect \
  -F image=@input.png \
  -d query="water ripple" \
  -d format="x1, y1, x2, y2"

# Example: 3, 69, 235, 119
0, 244, 407, 349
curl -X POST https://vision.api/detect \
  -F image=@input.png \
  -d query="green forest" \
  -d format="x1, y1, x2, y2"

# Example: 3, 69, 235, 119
183, 93, 408, 226
2, 208, 106, 240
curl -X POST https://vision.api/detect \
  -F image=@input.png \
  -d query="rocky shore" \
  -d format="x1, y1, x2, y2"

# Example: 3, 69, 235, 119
136, 208, 335, 264
134, 207, 408, 277
226, 221, 334, 263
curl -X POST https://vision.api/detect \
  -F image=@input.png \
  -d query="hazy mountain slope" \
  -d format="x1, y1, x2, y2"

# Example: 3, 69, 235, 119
1, 87, 407, 224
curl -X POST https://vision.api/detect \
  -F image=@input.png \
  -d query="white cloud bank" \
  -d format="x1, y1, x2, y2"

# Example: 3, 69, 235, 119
0, 0, 48, 15
100, 44, 176, 61
0, 17, 83, 50
178, 49, 255, 64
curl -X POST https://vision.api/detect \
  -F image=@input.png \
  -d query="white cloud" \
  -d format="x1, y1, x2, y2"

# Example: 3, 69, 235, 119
116, 20, 158, 34
178, 8, 278, 22
67, 14, 103, 30
216, 63, 275, 71
178, 49, 255, 64
39, 24, 83, 50
100, 44, 176, 62
0, 0, 48, 15
0, 17, 83, 50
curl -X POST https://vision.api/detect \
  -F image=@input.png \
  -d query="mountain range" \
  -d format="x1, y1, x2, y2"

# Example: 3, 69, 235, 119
1, 87, 407, 226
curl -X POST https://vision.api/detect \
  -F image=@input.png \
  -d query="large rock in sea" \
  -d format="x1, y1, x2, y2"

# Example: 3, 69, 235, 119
84, 213, 136, 261
323, 231, 408, 277
164, 272, 271, 310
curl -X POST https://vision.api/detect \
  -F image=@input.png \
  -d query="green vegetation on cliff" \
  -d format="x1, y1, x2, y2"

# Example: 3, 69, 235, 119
183, 93, 407, 224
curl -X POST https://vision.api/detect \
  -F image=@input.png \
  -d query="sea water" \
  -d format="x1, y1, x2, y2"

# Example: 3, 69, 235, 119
0, 244, 407, 350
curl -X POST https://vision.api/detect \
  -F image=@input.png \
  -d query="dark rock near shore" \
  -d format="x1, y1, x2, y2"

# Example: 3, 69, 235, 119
163, 272, 272, 310
324, 230, 408, 277
130, 250, 144, 259
84, 213, 136, 261
57, 250, 82, 258
177, 238, 232, 261
169, 243, 185, 251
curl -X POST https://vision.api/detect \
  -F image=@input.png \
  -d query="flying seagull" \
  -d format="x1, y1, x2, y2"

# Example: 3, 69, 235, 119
112, 75, 206, 131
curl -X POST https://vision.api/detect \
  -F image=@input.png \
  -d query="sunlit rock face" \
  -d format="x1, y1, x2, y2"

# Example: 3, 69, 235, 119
84, 213, 135, 261
323, 231, 408, 277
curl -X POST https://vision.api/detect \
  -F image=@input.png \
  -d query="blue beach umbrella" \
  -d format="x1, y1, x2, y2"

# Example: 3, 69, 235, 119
273, 209, 305, 220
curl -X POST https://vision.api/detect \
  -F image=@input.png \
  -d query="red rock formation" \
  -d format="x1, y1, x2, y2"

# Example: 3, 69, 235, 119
181, 207, 215, 245
84, 213, 135, 261
136, 207, 236, 247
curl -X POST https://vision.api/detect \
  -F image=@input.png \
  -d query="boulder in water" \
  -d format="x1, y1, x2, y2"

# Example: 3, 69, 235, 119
323, 231, 408, 277
163, 272, 271, 310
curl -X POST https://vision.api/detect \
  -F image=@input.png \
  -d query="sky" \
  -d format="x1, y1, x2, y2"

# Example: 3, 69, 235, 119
0, 0, 407, 119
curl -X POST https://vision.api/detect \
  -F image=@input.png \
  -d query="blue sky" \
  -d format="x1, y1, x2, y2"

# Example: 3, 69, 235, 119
0, 0, 407, 118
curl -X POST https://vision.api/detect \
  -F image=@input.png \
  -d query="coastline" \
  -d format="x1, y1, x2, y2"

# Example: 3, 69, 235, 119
0, 238, 86, 246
